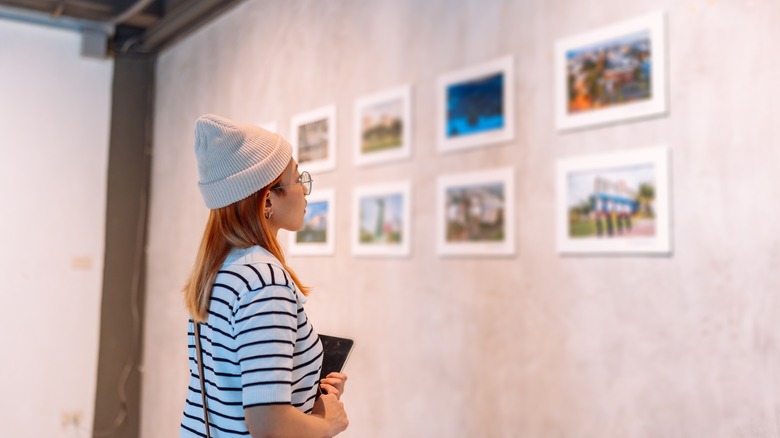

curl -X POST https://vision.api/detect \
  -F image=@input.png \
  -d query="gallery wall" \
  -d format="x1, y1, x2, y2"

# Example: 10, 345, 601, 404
142, 0, 780, 436
0, 19, 113, 438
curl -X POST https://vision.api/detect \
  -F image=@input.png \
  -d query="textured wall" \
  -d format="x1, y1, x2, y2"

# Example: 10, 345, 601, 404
142, 0, 780, 436
0, 18, 113, 438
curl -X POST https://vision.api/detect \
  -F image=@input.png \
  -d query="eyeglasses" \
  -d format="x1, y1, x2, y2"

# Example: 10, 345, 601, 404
273, 171, 313, 195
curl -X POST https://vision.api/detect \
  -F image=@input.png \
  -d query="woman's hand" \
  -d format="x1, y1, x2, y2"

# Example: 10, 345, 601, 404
311, 392, 349, 436
319, 372, 348, 399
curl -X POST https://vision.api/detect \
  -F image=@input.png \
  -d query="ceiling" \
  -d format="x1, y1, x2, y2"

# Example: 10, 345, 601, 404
0, 0, 245, 55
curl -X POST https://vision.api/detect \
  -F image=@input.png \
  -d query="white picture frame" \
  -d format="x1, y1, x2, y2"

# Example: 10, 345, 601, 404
287, 188, 335, 256
290, 105, 337, 173
436, 55, 515, 153
555, 146, 671, 254
353, 85, 412, 167
436, 167, 515, 256
554, 11, 668, 131
351, 181, 412, 257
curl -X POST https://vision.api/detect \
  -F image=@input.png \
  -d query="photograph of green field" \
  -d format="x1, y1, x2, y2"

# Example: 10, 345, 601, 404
359, 98, 403, 154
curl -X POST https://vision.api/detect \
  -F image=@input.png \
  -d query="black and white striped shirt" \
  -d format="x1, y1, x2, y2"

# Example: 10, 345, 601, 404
181, 246, 323, 437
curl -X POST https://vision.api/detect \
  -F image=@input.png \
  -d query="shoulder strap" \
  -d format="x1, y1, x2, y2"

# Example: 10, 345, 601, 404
194, 322, 212, 438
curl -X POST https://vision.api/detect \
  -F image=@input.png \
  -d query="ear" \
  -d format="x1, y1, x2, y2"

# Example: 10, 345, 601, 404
264, 194, 274, 216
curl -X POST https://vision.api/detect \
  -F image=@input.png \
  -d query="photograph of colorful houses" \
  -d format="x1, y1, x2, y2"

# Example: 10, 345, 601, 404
445, 182, 506, 243
566, 30, 652, 114
297, 117, 330, 164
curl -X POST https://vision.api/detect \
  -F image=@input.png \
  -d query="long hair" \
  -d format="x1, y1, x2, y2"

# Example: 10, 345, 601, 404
183, 176, 309, 322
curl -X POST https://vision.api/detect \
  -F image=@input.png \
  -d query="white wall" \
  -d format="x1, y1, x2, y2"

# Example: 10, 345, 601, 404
0, 19, 113, 437
143, 0, 780, 436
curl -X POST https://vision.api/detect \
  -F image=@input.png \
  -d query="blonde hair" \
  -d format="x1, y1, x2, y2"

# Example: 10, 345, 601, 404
183, 177, 308, 322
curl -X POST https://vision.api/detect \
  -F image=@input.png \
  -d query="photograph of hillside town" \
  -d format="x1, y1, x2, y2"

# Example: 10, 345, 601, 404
566, 30, 652, 113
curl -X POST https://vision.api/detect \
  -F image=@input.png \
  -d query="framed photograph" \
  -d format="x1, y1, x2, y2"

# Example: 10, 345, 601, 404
353, 85, 412, 167
555, 146, 671, 254
554, 11, 667, 131
436, 167, 515, 256
287, 188, 335, 256
351, 181, 411, 257
437, 55, 515, 153
290, 105, 337, 173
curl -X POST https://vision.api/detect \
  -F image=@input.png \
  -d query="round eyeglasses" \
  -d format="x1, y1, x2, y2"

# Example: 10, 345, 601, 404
273, 171, 313, 195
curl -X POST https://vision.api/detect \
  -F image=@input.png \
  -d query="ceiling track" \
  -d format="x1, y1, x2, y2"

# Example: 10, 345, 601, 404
0, 0, 245, 55
0, 3, 114, 34
108, 0, 154, 25
141, 0, 238, 50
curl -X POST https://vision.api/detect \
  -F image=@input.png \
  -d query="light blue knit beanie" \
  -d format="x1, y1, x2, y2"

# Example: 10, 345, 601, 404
194, 114, 292, 209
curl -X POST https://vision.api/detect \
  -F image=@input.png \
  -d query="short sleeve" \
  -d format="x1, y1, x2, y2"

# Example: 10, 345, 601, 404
232, 284, 299, 408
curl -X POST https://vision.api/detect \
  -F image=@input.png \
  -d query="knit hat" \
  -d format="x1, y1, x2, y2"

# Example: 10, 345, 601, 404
194, 114, 292, 209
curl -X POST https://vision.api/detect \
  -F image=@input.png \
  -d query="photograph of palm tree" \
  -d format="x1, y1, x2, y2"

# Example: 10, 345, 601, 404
352, 182, 411, 257
358, 193, 404, 245
566, 164, 656, 239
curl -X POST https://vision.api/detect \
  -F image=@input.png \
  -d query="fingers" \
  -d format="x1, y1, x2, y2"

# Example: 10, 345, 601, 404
320, 377, 344, 387
320, 372, 348, 400
320, 383, 340, 399
321, 378, 345, 395
325, 372, 348, 382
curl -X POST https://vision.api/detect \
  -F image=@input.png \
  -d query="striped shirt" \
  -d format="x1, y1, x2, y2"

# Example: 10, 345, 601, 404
181, 246, 323, 437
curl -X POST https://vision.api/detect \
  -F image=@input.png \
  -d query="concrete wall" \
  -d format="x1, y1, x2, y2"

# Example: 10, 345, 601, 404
142, 0, 780, 436
0, 19, 113, 438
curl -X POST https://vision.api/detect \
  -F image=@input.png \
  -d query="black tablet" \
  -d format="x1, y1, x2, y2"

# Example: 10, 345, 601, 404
318, 334, 354, 380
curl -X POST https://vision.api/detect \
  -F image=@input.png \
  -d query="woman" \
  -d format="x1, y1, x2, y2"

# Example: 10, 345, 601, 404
180, 114, 349, 437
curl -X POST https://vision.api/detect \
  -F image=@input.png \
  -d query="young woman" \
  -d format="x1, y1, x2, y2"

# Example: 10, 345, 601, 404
180, 114, 349, 437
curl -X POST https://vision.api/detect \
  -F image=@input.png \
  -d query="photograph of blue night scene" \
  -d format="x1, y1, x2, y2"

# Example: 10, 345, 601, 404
446, 72, 505, 138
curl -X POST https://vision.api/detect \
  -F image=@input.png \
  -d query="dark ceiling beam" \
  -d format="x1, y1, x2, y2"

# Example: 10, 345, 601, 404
123, 11, 157, 27
0, 0, 245, 55
108, 0, 154, 24
0, 0, 151, 24
0, 0, 158, 30
0, 2, 113, 34
64, 0, 114, 13
139, 0, 244, 51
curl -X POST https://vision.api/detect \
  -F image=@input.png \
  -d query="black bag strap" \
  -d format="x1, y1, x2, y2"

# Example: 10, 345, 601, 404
194, 322, 212, 438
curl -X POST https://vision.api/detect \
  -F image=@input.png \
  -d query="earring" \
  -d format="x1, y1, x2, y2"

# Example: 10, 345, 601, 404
265, 210, 272, 219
